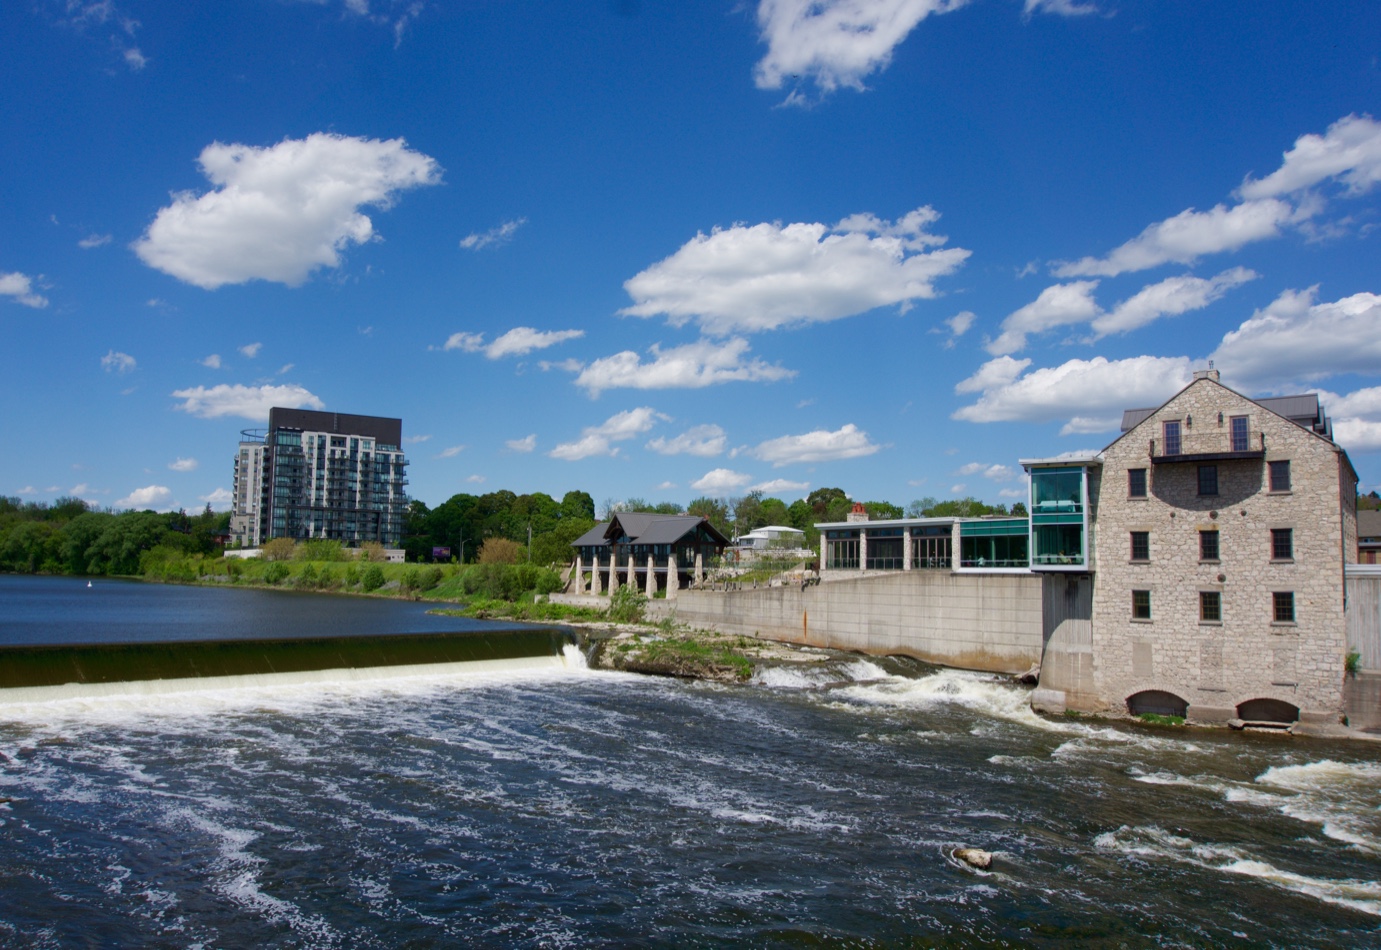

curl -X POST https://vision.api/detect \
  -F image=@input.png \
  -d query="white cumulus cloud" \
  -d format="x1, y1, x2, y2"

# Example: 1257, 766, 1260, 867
1210, 289, 1381, 388
134, 133, 441, 289
987, 281, 1101, 355
443, 327, 584, 359
78, 233, 112, 249
988, 268, 1257, 353
1240, 114, 1381, 200
953, 354, 1194, 432
101, 350, 136, 373
1091, 267, 1257, 338
460, 217, 527, 250
751, 478, 810, 494
1053, 199, 1293, 278
754, 0, 968, 96
647, 424, 727, 457
505, 434, 537, 453
751, 423, 881, 467
572, 338, 794, 396
199, 487, 234, 509
1314, 386, 1381, 453
0, 272, 49, 308
435, 445, 466, 459
621, 208, 969, 335
239, 342, 262, 358
1024, 0, 1099, 14
690, 468, 754, 494
955, 462, 1016, 481
117, 485, 172, 510
200, 354, 222, 369
550, 407, 668, 461
171, 383, 324, 421
168, 457, 198, 472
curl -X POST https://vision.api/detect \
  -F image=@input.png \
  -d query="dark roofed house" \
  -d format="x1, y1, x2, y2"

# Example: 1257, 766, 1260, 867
571, 512, 729, 596
1360, 509, 1381, 564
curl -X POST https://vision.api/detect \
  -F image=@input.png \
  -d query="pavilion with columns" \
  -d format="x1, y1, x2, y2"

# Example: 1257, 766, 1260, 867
570, 512, 731, 598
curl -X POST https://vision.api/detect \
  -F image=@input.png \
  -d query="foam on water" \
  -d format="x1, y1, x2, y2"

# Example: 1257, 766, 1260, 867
1095, 824, 1381, 917
0, 649, 592, 729
750, 658, 887, 689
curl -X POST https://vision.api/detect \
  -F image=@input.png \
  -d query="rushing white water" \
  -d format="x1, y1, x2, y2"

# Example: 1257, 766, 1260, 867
0, 585, 1376, 947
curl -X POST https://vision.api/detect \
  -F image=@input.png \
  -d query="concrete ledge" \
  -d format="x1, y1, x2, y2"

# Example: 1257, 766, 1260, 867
1187, 704, 1235, 724
1030, 688, 1067, 715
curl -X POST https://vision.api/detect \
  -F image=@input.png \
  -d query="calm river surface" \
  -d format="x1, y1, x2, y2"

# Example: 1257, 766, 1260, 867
0, 575, 1378, 947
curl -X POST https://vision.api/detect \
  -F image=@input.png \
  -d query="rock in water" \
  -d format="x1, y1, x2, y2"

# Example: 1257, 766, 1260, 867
954, 848, 992, 870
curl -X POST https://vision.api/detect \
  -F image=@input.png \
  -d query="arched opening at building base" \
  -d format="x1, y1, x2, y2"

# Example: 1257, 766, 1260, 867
1236, 698, 1299, 724
1126, 690, 1188, 718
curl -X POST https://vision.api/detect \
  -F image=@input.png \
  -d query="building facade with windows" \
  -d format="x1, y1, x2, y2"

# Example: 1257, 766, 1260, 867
1087, 370, 1357, 725
229, 407, 409, 549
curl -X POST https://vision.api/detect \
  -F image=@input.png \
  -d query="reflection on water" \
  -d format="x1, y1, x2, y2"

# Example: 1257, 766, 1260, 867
0, 574, 514, 646
0, 652, 1377, 947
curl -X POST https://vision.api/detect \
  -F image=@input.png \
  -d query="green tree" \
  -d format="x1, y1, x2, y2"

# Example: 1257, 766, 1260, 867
686, 497, 730, 536
734, 491, 767, 533
759, 497, 790, 527
560, 490, 596, 522
531, 516, 596, 568
864, 500, 904, 521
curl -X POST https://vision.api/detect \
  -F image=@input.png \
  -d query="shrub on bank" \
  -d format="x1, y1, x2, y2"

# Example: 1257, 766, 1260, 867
360, 564, 386, 591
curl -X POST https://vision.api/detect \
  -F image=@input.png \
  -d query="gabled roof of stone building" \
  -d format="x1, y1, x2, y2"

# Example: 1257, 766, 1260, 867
1121, 391, 1331, 438
1104, 373, 1357, 481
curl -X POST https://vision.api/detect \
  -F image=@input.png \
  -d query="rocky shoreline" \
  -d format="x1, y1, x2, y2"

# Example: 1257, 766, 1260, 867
565, 622, 869, 684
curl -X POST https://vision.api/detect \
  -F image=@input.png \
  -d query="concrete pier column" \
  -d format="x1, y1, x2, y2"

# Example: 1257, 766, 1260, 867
695, 551, 704, 585
667, 558, 679, 599
591, 554, 602, 594
903, 534, 911, 572
819, 535, 827, 575
646, 555, 656, 597
859, 531, 868, 571
627, 553, 636, 589
608, 555, 618, 595
574, 555, 585, 594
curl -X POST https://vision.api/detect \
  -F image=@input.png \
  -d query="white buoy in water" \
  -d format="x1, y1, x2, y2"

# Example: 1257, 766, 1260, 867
86, 581, 92, 588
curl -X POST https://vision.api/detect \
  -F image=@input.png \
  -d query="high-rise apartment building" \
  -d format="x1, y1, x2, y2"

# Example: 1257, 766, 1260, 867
229, 408, 409, 549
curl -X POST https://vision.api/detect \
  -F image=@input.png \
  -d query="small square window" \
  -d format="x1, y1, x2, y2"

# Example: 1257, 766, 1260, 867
1273, 591, 1295, 623
1198, 465, 1219, 496
1200, 591, 1222, 623
1132, 589, 1152, 620
1200, 530, 1220, 561
1271, 528, 1294, 561
1130, 531, 1150, 561
1230, 415, 1250, 452
1128, 468, 1147, 498
1269, 460, 1291, 492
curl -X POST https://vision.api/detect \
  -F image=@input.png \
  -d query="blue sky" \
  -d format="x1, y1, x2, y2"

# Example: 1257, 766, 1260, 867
3, 0, 1380, 514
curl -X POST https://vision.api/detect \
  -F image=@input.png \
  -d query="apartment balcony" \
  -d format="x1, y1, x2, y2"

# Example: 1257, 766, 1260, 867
1149, 429, 1265, 464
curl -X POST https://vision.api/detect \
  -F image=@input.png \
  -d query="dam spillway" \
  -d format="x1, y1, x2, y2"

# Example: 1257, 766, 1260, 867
0, 628, 579, 694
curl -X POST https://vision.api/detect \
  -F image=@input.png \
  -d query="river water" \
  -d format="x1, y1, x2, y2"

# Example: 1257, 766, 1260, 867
0, 576, 1378, 947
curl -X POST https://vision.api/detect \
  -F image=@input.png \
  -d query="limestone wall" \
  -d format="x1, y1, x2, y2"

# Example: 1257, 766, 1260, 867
650, 571, 1044, 673
1091, 378, 1349, 723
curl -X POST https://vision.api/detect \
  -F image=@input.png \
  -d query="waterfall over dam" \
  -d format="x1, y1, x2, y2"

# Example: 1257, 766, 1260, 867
0, 628, 580, 701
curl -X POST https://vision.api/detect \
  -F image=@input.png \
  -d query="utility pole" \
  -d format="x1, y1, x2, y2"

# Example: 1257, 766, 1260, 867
527, 522, 532, 562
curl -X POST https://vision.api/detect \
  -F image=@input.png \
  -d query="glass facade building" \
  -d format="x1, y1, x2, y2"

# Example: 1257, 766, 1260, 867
230, 408, 409, 549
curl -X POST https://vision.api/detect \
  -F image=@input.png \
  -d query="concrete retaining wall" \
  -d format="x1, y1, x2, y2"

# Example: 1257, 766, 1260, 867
645, 571, 1044, 674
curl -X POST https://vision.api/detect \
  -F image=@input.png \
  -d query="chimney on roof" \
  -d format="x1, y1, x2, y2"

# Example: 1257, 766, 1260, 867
846, 501, 869, 523
1193, 364, 1220, 382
